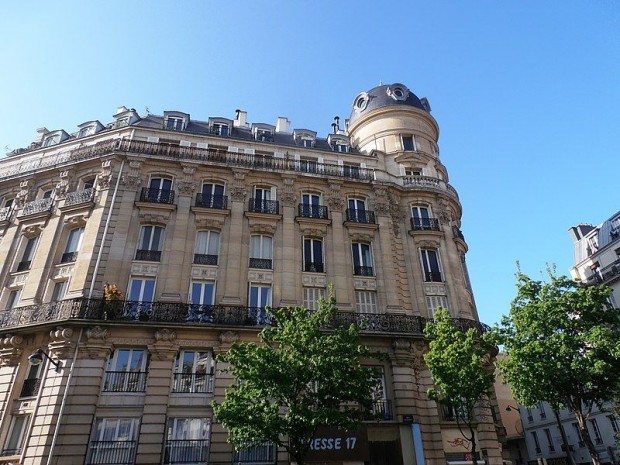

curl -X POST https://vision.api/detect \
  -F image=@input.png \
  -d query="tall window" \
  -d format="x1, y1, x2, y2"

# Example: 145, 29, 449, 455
300, 193, 326, 218
194, 231, 220, 265
233, 442, 276, 464
411, 206, 438, 230
249, 284, 271, 309
303, 287, 325, 311
172, 351, 214, 394
104, 349, 148, 392
199, 183, 225, 209
420, 249, 443, 282
50, 281, 67, 302
4, 289, 20, 310
127, 278, 156, 319
143, 177, 174, 203
531, 431, 541, 454
61, 227, 84, 263
590, 418, 603, 445
303, 238, 324, 273
250, 235, 273, 269
608, 415, 619, 434
164, 418, 211, 465
572, 423, 584, 447
356, 291, 378, 313
402, 134, 416, 151
166, 117, 184, 131
427, 296, 449, 317
538, 402, 546, 419
136, 225, 164, 261
188, 281, 216, 323
352, 242, 373, 276
17, 236, 38, 272
369, 369, 391, 420
347, 198, 372, 223
544, 428, 555, 452
87, 418, 139, 465
19, 363, 43, 398
211, 123, 228, 136
2, 415, 30, 456
251, 186, 278, 214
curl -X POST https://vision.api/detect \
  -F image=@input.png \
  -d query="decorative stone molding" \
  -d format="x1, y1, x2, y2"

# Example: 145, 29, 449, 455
48, 326, 75, 359
373, 187, 390, 216
109, 338, 154, 346
0, 335, 24, 366
348, 232, 375, 243
280, 177, 296, 207
82, 326, 111, 359
417, 239, 441, 248
154, 328, 177, 343
86, 326, 109, 342
52, 263, 74, 280
15, 179, 35, 208
298, 224, 328, 237
219, 331, 239, 344
424, 283, 447, 295
195, 217, 226, 231
248, 270, 273, 283
191, 267, 218, 280
177, 165, 197, 197
247, 218, 278, 235
8, 273, 28, 288
138, 211, 172, 225
437, 198, 452, 223
353, 277, 377, 291
326, 182, 344, 210
121, 159, 143, 190
55, 169, 75, 199
23, 224, 43, 238
131, 263, 160, 276
64, 214, 88, 228
388, 192, 404, 237
230, 170, 247, 202
97, 159, 114, 190
301, 273, 327, 287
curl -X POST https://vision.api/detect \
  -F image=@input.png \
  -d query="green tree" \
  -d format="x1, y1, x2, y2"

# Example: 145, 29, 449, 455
424, 307, 496, 465
497, 272, 620, 465
212, 294, 380, 465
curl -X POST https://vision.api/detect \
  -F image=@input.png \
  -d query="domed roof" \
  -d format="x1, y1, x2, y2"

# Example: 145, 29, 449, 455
348, 83, 429, 125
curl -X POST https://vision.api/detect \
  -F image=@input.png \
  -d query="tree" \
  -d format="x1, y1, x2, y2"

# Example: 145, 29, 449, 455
212, 294, 380, 465
497, 271, 620, 465
424, 307, 496, 465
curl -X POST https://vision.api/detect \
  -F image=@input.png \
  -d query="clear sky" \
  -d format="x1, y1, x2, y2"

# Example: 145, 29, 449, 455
1, 1, 618, 326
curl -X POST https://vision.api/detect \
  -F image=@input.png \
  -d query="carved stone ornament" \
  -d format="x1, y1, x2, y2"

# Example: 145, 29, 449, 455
219, 331, 239, 344
230, 185, 246, 202
195, 217, 225, 231
23, 224, 44, 238
418, 239, 441, 248
280, 177, 296, 207
373, 187, 390, 216
139, 212, 171, 225
248, 222, 277, 235
97, 159, 114, 190
349, 232, 374, 243
121, 159, 143, 190
86, 326, 109, 342
154, 328, 177, 343
177, 180, 197, 197
48, 326, 75, 359
388, 192, 404, 237
64, 214, 88, 228
299, 225, 327, 237
326, 195, 344, 210
55, 169, 74, 199
0, 335, 24, 366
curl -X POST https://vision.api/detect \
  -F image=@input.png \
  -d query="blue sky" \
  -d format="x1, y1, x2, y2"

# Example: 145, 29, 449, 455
1, 1, 619, 326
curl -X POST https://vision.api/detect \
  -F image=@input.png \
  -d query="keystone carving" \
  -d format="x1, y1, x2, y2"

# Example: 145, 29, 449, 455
121, 159, 143, 190
86, 326, 109, 342
48, 326, 75, 359
154, 328, 177, 343
219, 331, 239, 344
280, 177, 296, 207
97, 159, 114, 190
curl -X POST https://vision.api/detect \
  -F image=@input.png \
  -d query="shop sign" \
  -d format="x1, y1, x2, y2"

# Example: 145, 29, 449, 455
305, 426, 369, 462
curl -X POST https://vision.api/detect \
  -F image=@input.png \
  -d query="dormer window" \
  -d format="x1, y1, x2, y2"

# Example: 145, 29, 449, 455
327, 134, 350, 153
115, 117, 129, 128
294, 130, 317, 149
78, 126, 95, 138
166, 117, 184, 131
211, 123, 229, 136
256, 129, 273, 142
43, 135, 60, 147
301, 139, 314, 148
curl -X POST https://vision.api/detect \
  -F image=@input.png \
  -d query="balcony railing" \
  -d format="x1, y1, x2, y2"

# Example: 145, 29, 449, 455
0, 297, 491, 335
16, 261, 31, 272
424, 271, 443, 282
20, 197, 54, 217
86, 440, 137, 465
19, 377, 41, 398
64, 187, 94, 207
248, 199, 279, 215
368, 399, 393, 420
195, 193, 228, 209
345, 208, 376, 224
60, 251, 78, 263
0, 206, 12, 222
403, 175, 441, 188
233, 442, 277, 464
298, 203, 328, 219
601, 260, 620, 283
139, 187, 175, 204
164, 439, 210, 464
249, 258, 272, 269
411, 217, 441, 231
193, 254, 218, 265
304, 262, 324, 273
103, 371, 148, 392
354, 266, 374, 276
135, 249, 162, 262
172, 372, 214, 393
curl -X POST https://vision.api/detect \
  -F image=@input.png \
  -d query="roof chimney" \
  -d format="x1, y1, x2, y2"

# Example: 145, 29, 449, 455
275, 117, 290, 134
115, 106, 129, 115
234, 109, 248, 128
35, 127, 49, 144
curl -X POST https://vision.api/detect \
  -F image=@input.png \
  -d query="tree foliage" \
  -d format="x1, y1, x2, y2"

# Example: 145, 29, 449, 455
497, 272, 620, 465
212, 294, 380, 465
424, 307, 496, 465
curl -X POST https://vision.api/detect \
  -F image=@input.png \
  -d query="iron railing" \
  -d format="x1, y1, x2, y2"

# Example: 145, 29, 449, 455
424, 271, 443, 282
19, 378, 41, 398
249, 258, 272, 269
193, 254, 218, 265
368, 399, 393, 420
410, 217, 441, 231
171, 373, 214, 393
345, 208, 375, 224
164, 439, 210, 464
248, 199, 279, 215
64, 187, 94, 207
304, 262, 324, 273
0, 206, 12, 222
353, 266, 374, 276
20, 198, 54, 217
298, 203, 328, 219
139, 187, 175, 204
135, 249, 162, 262
86, 440, 137, 464
103, 371, 148, 392
233, 442, 277, 464
0, 297, 491, 335
195, 193, 228, 209
16, 261, 31, 272
60, 251, 78, 263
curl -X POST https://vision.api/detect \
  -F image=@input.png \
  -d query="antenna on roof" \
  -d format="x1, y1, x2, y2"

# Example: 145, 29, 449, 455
334, 116, 340, 132
379, 80, 383, 86
145, 106, 150, 115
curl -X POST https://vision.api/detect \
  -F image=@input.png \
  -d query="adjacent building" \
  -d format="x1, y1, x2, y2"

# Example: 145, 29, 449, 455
0, 83, 503, 465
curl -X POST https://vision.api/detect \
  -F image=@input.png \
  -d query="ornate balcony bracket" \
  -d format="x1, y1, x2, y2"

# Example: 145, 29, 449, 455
0, 335, 24, 366
148, 328, 179, 361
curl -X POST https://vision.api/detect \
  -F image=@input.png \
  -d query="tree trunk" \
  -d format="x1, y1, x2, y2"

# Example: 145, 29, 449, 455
575, 411, 601, 465
554, 410, 575, 465
470, 424, 477, 465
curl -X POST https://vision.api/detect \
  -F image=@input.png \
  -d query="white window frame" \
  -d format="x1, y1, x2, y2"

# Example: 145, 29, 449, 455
50, 281, 68, 302
64, 227, 85, 255
212, 122, 229, 136
250, 235, 273, 260
248, 284, 272, 309
426, 295, 449, 317
351, 242, 374, 275
138, 225, 165, 252
87, 418, 139, 464
173, 351, 214, 393
166, 116, 185, 131
3, 415, 30, 456
355, 290, 378, 314
302, 287, 325, 311
189, 281, 216, 306
420, 249, 443, 282
128, 277, 156, 302
194, 230, 220, 256
401, 134, 416, 151
78, 126, 95, 138
4, 289, 21, 310
303, 237, 324, 273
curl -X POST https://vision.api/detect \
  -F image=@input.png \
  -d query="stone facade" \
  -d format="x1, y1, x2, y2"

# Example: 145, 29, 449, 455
0, 85, 503, 465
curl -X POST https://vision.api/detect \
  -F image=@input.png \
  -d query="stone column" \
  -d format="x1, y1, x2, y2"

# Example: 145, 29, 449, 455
326, 183, 352, 309
278, 176, 297, 306
221, 171, 247, 305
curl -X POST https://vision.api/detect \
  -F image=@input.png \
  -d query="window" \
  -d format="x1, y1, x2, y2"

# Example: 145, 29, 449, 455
256, 129, 273, 142
250, 235, 273, 269
333, 142, 349, 152
126, 278, 156, 319
61, 227, 84, 263
251, 186, 278, 214
19, 363, 43, 398
303, 238, 324, 273
193, 231, 220, 265
78, 126, 95, 138
142, 177, 174, 203
427, 295, 449, 317
188, 281, 216, 323
342, 163, 360, 179
608, 415, 619, 434
531, 431, 542, 454
166, 117, 185, 131
42, 189, 54, 199
300, 193, 326, 219
572, 423, 584, 447
172, 351, 214, 393
352, 243, 373, 276
233, 442, 276, 464
544, 428, 555, 452
301, 138, 313, 148
303, 287, 325, 311
369, 369, 391, 420
104, 349, 148, 392
87, 418, 139, 465
405, 168, 422, 176
50, 281, 67, 302
17, 236, 37, 272
43, 135, 60, 147
299, 157, 319, 173
538, 402, 546, 419
590, 418, 603, 445
347, 198, 373, 223
402, 135, 416, 151
2, 415, 30, 456
411, 206, 439, 231
211, 123, 228, 136
164, 418, 211, 465
199, 183, 225, 209
4, 289, 20, 310
249, 284, 271, 311
420, 249, 443, 282
136, 225, 164, 261
356, 291, 378, 314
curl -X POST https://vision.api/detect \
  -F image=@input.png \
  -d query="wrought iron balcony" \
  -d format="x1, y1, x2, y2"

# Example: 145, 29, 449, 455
64, 187, 94, 207
164, 439, 210, 464
20, 197, 54, 217
195, 193, 228, 209
367, 399, 393, 420
135, 249, 162, 262
453, 225, 465, 241
103, 371, 148, 392
249, 198, 279, 215
16, 261, 31, 272
345, 208, 375, 224
86, 440, 136, 465
304, 262, 324, 273
410, 217, 440, 231
19, 378, 41, 398
0, 206, 12, 222
60, 251, 78, 263
354, 266, 374, 276
402, 175, 441, 188
298, 203, 328, 219
193, 254, 218, 265
249, 258, 272, 269
172, 372, 214, 393
139, 187, 175, 204
233, 442, 277, 464
424, 271, 443, 282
